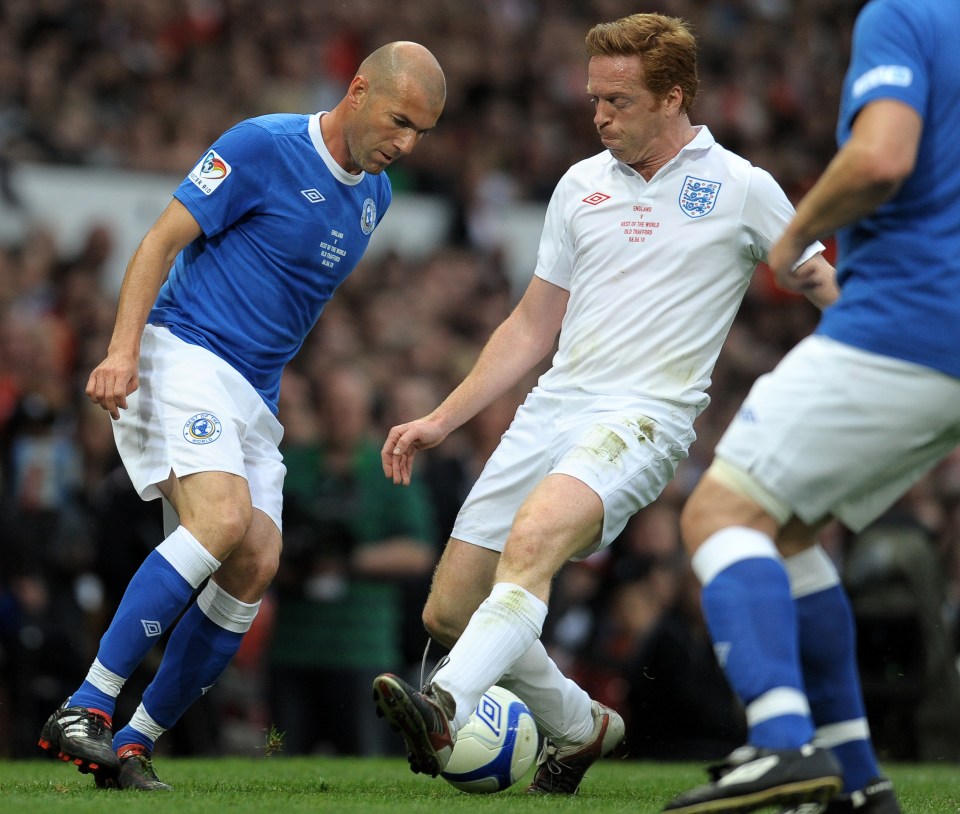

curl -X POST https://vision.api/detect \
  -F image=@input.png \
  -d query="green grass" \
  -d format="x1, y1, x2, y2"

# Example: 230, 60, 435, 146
1, 756, 958, 812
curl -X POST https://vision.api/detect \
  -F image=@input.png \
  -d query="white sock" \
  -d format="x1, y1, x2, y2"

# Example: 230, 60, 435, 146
499, 639, 594, 744
434, 582, 548, 731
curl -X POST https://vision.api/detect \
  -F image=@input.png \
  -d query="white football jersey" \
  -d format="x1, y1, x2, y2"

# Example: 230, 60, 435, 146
534, 126, 819, 410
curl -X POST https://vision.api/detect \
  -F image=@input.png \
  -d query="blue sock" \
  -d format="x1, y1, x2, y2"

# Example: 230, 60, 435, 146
114, 581, 259, 752
788, 547, 880, 793
70, 527, 220, 719
694, 527, 814, 750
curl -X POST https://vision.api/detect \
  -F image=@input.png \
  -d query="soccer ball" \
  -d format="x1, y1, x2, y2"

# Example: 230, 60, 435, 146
440, 685, 539, 793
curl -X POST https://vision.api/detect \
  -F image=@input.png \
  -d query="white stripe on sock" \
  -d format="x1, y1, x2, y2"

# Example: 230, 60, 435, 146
126, 703, 166, 743
692, 527, 780, 588
197, 580, 260, 633
84, 657, 125, 698
746, 686, 811, 727
785, 545, 840, 598
156, 526, 221, 589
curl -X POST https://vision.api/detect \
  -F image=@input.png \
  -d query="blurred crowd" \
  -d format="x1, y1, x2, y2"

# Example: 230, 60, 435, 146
2, 0, 857, 222
3, 0, 960, 766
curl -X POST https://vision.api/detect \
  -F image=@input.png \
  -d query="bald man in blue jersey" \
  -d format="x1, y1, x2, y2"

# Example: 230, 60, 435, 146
666, 1, 960, 812
38, 41, 445, 791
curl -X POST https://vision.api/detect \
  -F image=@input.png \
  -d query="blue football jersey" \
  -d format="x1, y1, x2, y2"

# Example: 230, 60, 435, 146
149, 113, 391, 412
817, 0, 960, 378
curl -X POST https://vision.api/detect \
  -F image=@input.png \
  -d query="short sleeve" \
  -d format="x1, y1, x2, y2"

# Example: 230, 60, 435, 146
741, 167, 824, 266
173, 119, 272, 238
839, 1, 929, 138
533, 175, 575, 291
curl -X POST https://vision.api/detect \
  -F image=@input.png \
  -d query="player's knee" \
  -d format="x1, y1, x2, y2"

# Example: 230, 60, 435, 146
509, 505, 541, 540
679, 471, 746, 553
500, 517, 572, 594
216, 536, 279, 600
184, 500, 254, 560
248, 540, 281, 590
681, 468, 782, 553
503, 513, 548, 568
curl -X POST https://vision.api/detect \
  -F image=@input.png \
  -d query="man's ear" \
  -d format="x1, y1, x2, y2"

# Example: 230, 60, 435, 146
666, 84, 684, 117
347, 75, 368, 109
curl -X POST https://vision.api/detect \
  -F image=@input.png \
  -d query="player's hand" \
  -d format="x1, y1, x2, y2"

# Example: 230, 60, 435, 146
767, 231, 808, 284
382, 417, 449, 485
86, 353, 139, 420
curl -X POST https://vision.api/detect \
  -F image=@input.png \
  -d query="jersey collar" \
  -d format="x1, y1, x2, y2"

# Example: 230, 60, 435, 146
615, 125, 717, 182
681, 125, 715, 155
309, 112, 365, 186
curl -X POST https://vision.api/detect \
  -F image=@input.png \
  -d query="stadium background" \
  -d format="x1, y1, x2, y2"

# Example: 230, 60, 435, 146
2, 0, 959, 765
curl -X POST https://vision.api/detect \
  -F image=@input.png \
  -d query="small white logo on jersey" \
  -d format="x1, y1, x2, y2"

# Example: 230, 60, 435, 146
301, 188, 325, 203
852, 65, 913, 98
142, 620, 163, 637
583, 192, 611, 206
183, 412, 223, 445
360, 197, 377, 234
189, 149, 231, 195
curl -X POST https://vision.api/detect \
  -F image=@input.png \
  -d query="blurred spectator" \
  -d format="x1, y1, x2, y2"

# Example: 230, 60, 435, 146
1, 0, 857, 218
0, 216, 120, 756
0, 401, 90, 756
266, 366, 437, 755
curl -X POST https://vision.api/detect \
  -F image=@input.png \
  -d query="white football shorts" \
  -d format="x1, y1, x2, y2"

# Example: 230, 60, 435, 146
452, 388, 699, 559
112, 324, 286, 531
714, 334, 960, 532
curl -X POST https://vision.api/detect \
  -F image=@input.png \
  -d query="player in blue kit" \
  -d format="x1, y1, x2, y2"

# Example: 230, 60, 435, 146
37, 40, 445, 790
665, 1, 959, 812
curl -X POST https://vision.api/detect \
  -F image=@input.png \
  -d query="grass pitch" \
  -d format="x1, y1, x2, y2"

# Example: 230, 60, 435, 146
2, 755, 958, 812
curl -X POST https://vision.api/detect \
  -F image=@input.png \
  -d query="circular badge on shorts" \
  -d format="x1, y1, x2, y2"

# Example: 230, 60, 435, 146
183, 412, 223, 444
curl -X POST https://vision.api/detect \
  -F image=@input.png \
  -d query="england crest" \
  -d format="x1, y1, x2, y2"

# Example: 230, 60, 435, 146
679, 175, 721, 218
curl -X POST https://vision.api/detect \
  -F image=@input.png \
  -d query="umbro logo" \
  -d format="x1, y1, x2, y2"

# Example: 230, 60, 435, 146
141, 620, 163, 637
582, 192, 610, 205
301, 189, 326, 203
738, 407, 758, 424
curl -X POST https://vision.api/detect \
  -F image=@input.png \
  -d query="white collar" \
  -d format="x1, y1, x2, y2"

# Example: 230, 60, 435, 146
309, 112, 364, 186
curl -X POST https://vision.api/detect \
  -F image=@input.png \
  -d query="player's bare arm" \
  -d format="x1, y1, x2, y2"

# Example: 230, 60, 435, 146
769, 99, 922, 276
382, 275, 569, 485
87, 199, 202, 419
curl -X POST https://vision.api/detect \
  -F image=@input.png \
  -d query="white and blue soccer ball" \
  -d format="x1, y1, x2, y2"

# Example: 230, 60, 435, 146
440, 685, 539, 794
